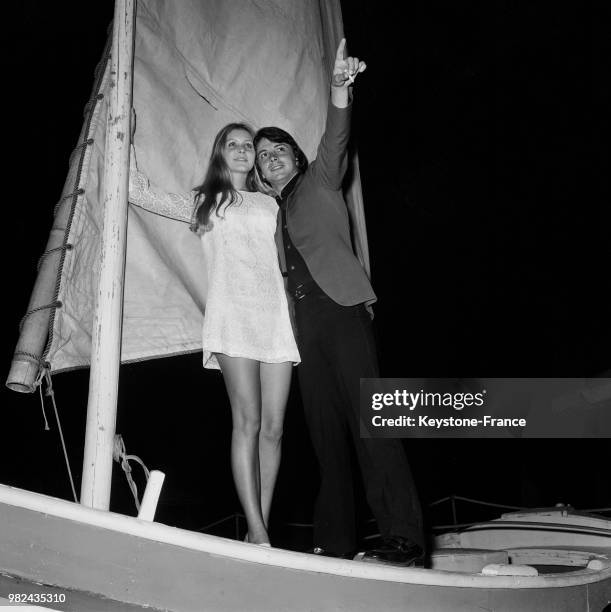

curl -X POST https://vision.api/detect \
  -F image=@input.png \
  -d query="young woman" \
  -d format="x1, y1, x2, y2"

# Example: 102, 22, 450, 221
129, 123, 299, 546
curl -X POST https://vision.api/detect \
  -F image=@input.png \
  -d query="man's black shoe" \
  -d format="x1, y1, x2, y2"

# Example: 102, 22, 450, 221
306, 546, 356, 560
362, 536, 424, 566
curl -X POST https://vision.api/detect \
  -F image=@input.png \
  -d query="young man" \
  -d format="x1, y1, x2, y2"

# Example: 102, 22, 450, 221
254, 40, 424, 565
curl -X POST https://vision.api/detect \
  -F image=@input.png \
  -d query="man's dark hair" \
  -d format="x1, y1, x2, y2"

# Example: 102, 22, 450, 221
254, 127, 309, 174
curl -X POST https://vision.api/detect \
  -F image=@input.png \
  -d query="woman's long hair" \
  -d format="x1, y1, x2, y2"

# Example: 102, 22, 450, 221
191, 122, 258, 232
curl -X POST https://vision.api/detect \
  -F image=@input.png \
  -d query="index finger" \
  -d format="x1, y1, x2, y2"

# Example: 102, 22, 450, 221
335, 38, 346, 61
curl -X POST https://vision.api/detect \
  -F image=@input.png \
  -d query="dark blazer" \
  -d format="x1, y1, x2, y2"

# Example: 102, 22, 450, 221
275, 102, 376, 307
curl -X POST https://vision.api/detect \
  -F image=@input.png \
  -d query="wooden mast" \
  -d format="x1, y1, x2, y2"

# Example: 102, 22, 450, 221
80, 0, 135, 510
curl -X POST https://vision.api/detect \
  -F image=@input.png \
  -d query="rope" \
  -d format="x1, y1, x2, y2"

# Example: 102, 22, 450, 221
41, 32, 111, 365
58, 188, 85, 203
83, 92, 105, 117
37, 244, 73, 271
445, 496, 527, 511
35, 366, 49, 431
32, 371, 153, 513
53, 189, 85, 215
12, 350, 47, 366
65, 141, 95, 185
72, 138, 95, 152
19, 302, 62, 333
34, 369, 78, 502
429, 496, 453, 507
113, 434, 150, 512
198, 513, 245, 532
198, 494, 608, 538
431, 522, 488, 532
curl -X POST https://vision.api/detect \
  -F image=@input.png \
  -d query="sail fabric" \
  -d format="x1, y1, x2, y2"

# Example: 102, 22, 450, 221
47, 0, 360, 373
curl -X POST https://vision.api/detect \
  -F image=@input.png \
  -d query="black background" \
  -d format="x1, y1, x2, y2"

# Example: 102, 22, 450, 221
2, 2, 609, 550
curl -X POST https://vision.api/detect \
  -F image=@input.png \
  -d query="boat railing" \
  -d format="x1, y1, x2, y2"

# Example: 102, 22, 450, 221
193, 495, 611, 542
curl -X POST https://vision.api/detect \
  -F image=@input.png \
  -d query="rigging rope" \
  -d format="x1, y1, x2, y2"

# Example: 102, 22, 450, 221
197, 498, 611, 537
37, 244, 73, 271
18, 302, 62, 333
35, 367, 50, 431
113, 434, 150, 512
33, 368, 151, 513
35, 369, 78, 502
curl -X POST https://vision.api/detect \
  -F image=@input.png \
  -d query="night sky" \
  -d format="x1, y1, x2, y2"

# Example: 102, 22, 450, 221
2, 2, 609, 550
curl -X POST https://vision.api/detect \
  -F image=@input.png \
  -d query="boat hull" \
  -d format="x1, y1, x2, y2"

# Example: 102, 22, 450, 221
1, 486, 610, 611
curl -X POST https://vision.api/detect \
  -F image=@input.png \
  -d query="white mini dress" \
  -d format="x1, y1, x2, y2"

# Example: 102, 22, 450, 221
198, 191, 299, 369
129, 169, 300, 369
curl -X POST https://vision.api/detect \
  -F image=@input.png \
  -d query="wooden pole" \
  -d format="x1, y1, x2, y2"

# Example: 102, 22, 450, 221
80, 0, 135, 510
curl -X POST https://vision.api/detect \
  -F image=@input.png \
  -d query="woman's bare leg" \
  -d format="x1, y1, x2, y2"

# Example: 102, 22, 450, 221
259, 361, 292, 527
216, 354, 268, 544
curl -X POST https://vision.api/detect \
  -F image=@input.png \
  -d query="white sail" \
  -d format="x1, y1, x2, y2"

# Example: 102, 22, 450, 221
7, 0, 368, 385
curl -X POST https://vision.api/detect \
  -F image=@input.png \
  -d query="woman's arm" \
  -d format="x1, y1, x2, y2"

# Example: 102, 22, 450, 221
128, 146, 194, 223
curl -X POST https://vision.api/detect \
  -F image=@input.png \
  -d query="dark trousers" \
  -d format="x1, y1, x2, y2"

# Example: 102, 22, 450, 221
295, 288, 424, 554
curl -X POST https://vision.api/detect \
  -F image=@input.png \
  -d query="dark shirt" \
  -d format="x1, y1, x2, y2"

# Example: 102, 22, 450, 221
276, 173, 314, 293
